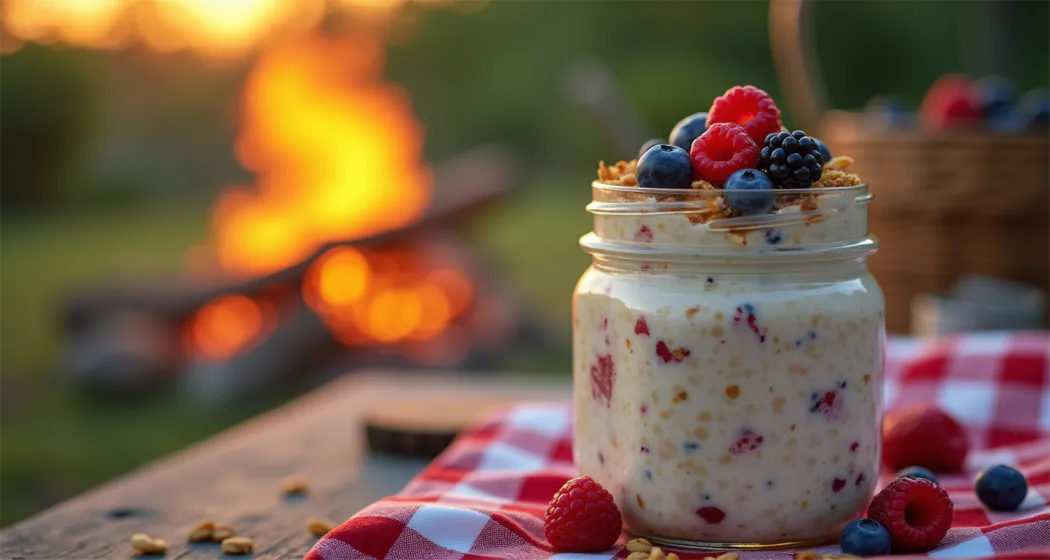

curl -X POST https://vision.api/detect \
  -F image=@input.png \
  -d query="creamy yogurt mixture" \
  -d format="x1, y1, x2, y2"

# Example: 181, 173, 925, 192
573, 191, 884, 545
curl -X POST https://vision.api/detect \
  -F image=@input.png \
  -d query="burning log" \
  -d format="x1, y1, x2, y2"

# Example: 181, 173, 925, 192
62, 146, 524, 396
63, 146, 519, 332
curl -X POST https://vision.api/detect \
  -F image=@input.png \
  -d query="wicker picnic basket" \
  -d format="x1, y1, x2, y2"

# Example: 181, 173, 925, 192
771, 0, 1050, 334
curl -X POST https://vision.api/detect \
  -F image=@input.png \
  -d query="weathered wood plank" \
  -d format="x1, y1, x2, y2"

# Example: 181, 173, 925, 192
0, 371, 570, 560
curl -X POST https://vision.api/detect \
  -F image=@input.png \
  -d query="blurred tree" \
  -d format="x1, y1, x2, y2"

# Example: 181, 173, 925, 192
1, 44, 96, 213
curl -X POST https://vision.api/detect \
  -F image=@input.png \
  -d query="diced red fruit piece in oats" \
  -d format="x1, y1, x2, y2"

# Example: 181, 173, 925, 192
589, 355, 615, 404
634, 225, 654, 242
728, 429, 764, 454
655, 341, 690, 363
856, 473, 865, 486
733, 304, 766, 342
634, 317, 650, 336
810, 390, 842, 419
832, 478, 846, 492
689, 123, 760, 187
707, 85, 783, 146
696, 506, 726, 524
850, 441, 860, 452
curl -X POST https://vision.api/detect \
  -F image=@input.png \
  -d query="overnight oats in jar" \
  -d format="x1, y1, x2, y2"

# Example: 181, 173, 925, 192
571, 85, 885, 550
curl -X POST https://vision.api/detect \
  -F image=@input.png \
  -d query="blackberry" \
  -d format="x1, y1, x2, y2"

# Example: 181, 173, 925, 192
758, 130, 823, 188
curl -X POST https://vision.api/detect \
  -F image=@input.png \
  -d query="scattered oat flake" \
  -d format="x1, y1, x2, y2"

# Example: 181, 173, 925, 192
221, 536, 254, 555
626, 538, 653, 553
130, 534, 167, 555
187, 520, 215, 542
691, 179, 718, 190
211, 524, 235, 541
307, 518, 335, 537
282, 475, 309, 495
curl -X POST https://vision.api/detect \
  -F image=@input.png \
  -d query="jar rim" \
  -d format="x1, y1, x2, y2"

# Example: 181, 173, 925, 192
592, 181, 868, 198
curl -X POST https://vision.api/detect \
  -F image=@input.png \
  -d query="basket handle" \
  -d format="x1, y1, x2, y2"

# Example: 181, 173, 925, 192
769, 0, 828, 134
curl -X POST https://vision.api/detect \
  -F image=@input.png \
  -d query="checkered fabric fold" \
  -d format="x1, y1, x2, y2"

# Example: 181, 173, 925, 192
307, 332, 1050, 560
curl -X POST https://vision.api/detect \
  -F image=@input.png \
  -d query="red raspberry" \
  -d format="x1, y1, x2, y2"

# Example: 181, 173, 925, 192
707, 85, 783, 146
543, 476, 622, 552
868, 477, 953, 552
883, 404, 970, 472
689, 123, 759, 186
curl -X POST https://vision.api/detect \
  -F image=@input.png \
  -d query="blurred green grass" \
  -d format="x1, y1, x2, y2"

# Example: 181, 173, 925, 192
0, 182, 589, 526
0, 204, 210, 379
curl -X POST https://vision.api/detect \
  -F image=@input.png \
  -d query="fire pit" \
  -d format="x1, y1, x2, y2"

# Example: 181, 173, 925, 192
60, 146, 564, 398
55, 33, 560, 398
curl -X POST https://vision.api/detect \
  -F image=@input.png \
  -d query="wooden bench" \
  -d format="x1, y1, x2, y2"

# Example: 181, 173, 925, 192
0, 371, 570, 560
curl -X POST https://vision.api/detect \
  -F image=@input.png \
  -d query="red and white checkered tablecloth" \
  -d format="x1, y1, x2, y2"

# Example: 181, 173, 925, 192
306, 332, 1050, 560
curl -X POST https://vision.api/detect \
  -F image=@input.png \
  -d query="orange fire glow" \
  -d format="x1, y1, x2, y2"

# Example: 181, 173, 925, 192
1, 0, 409, 57
187, 294, 271, 359
212, 34, 431, 276
304, 246, 472, 347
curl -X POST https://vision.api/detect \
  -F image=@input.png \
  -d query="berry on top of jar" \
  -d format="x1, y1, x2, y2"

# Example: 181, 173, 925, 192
595, 85, 864, 215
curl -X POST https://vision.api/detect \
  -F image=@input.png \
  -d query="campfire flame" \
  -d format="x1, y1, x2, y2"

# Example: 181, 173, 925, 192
212, 34, 432, 277
6, 0, 481, 359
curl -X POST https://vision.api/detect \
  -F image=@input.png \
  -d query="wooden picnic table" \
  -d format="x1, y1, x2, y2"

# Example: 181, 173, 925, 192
0, 371, 570, 560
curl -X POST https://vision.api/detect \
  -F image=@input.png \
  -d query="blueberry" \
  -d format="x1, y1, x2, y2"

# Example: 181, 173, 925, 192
1019, 88, 1050, 129
811, 138, 831, 163
976, 75, 1017, 118
975, 464, 1028, 511
988, 108, 1024, 133
639, 138, 665, 159
723, 169, 775, 216
897, 466, 938, 485
668, 112, 708, 151
636, 144, 693, 189
840, 519, 892, 557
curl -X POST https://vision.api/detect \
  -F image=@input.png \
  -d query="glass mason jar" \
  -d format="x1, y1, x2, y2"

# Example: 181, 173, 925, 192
572, 182, 885, 550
